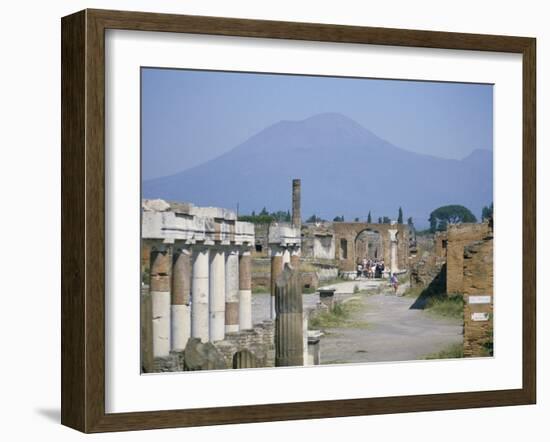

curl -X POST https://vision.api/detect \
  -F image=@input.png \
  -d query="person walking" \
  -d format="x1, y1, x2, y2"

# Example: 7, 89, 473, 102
390, 273, 398, 295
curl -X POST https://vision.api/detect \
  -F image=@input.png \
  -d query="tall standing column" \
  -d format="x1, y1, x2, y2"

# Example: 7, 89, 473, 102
191, 247, 209, 342
292, 178, 301, 228
171, 248, 191, 351
209, 248, 226, 341
225, 249, 240, 333
270, 246, 284, 319
238, 250, 252, 330
150, 247, 171, 358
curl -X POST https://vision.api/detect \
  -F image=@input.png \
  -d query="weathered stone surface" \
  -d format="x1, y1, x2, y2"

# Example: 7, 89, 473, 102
292, 179, 301, 228
275, 265, 304, 366
463, 236, 493, 358
183, 338, 227, 371
142, 198, 171, 212
446, 223, 490, 294
214, 321, 275, 368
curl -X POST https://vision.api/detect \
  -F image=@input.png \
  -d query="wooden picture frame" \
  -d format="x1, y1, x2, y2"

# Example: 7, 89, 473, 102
61, 8, 536, 433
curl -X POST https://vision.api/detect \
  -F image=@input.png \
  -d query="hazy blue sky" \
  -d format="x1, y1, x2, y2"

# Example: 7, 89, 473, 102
142, 68, 493, 180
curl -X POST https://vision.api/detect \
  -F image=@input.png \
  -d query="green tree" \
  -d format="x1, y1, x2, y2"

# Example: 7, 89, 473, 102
481, 202, 494, 221
307, 214, 323, 223
429, 205, 477, 233
367, 211, 372, 223
397, 207, 403, 224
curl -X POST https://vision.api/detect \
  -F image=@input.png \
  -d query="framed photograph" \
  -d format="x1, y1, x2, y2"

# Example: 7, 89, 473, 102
61, 9, 536, 433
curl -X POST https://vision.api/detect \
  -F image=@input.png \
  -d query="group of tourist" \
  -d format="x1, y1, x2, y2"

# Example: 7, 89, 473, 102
356, 257, 400, 294
356, 257, 385, 279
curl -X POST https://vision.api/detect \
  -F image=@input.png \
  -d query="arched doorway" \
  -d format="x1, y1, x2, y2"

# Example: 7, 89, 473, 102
232, 349, 258, 369
355, 229, 382, 262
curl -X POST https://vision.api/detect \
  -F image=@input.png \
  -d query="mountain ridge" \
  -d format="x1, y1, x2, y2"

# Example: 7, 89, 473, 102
143, 113, 493, 227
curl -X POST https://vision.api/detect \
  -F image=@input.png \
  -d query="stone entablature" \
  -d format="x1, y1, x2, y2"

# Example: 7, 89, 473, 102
142, 199, 254, 246
268, 222, 301, 248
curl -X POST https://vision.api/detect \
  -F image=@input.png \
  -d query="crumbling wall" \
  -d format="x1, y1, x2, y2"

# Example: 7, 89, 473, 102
214, 321, 275, 368
446, 223, 490, 294
463, 237, 493, 357
410, 252, 446, 291
149, 321, 275, 372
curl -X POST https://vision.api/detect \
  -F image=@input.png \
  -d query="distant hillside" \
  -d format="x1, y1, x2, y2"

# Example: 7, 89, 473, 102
143, 113, 493, 227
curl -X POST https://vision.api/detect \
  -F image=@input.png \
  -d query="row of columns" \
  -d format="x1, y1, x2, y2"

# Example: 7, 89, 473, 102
150, 244, 253, 358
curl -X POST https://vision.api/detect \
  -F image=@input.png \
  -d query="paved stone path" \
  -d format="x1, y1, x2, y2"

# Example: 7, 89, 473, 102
317, 280, 463, 364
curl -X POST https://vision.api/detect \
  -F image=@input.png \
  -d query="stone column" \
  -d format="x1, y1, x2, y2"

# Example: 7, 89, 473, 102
225, 249, 240, 333
302, 311, 309, 366
209, 248, 226, 341
238, 250, 252, 330
191, 247, 209, 342
282, 248, 291, 269
290, 247, 301, 269
275, 265, 304, 366
270, 246, 284, 319
171, 248, 191, 351
292, 178, 301, 228
150, 247, 171, 358
389, 229, 398, 274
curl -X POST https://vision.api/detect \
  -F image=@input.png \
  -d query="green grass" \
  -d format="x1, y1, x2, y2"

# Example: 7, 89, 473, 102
424, 343, 464, 360
402, 284, 464, 320
251, 285, 268, 294
308, 299, 369, 329
425, 294, 464, 320
402, 285, 424, 298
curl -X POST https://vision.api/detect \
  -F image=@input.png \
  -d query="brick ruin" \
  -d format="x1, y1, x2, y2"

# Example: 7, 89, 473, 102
410, 221, 494, 357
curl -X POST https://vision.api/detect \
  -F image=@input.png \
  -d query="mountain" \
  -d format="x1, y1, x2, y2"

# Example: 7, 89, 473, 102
142, 113, 493, 228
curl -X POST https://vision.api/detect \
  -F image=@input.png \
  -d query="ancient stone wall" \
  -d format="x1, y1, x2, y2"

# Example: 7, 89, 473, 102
214, 321, 275, 368
462, 237, 494, 357
434, 231, 448, 258
253, 224, 269, 257
301, 223, 336, 260
446, 223, 491, 294
410, 253, 446, 291
150, 321, 275, 372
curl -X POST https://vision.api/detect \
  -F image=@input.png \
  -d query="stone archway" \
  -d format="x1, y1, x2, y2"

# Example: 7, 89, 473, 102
355, 229, 383, 261
232, 349, 258, 369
